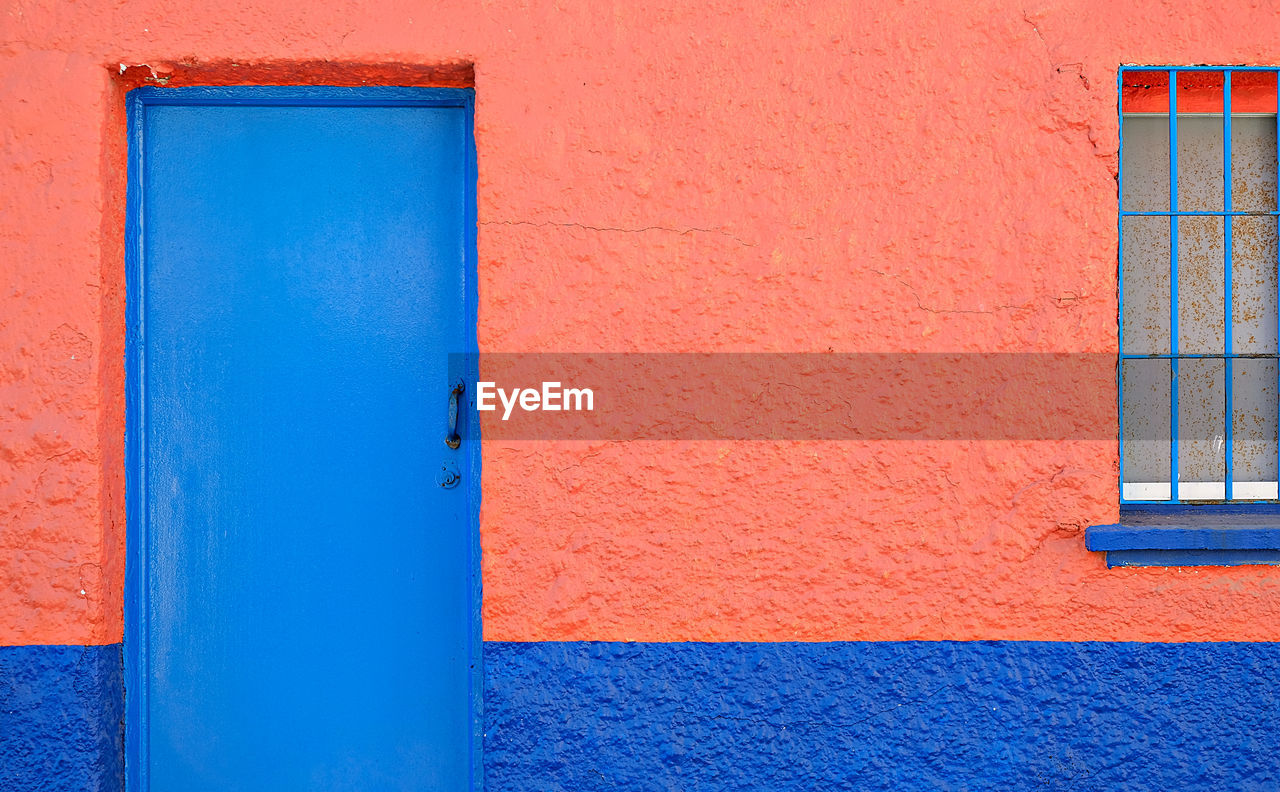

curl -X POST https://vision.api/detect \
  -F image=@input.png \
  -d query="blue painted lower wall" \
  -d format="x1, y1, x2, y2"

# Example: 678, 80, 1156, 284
0, 644, 122, 792
485, 641, 1280, 791
6, 641, 1280, 790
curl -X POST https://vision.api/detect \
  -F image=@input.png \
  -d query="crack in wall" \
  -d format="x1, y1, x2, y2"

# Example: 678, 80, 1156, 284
1021, 9, 1106, 165
1022, 11, 1089, 89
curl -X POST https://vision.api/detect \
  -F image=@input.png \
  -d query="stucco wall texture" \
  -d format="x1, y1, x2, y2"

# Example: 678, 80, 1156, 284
6, 0, 1280, 651
0, 644, 122, 790
484, 641, 1280, 790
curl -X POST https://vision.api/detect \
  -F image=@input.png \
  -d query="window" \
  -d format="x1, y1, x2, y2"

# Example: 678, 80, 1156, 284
1120, 68, 1279, 504
1090, 67, 1280, 566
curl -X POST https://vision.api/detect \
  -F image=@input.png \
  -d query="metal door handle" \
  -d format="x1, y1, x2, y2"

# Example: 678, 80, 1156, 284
445, 381, 464, 449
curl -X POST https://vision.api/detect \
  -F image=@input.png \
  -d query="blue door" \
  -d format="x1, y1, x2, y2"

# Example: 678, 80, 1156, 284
124, 87, 479, 791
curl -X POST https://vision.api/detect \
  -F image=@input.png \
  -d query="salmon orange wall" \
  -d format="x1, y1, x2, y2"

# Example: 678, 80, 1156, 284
5, 0, 1280, 646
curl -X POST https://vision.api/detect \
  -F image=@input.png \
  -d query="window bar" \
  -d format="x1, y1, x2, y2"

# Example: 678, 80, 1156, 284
1121, 210, 1280, 216
1143, 66, 1280, 72
1117, 66, 1126, 502
1121, 353, 1277, 359
1170, 69, 1180, 503
1225, 71, 1235, 501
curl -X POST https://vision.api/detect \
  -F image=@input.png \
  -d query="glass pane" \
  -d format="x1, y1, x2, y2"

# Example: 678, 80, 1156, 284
1122, 115, 1170, 212
1178, 215, 1225, 354
1231, 358, 1278, 498
1121, 215, 1171, 354
1178, 70, 1225, 114
1122, 70, 1170, 114
1177, 116, 1225, 212
1231, 115, 1278, 212
1231, 215, 1278, 354
1178, 358, 1226, 500
1122, 358, 1171, 500
1229, 70, 1279, 115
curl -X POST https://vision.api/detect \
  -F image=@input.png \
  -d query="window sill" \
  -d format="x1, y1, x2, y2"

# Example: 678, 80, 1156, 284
1086, 505, 1280, 567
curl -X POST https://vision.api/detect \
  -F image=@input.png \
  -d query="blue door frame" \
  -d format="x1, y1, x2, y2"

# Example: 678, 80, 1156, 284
123, 86, 481, 791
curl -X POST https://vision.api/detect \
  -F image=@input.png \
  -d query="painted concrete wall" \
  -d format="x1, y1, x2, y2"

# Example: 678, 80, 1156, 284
4, 0, 1280, 789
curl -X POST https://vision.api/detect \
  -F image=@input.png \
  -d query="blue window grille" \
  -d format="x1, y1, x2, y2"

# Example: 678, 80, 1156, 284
1120, 66, 1280, 505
